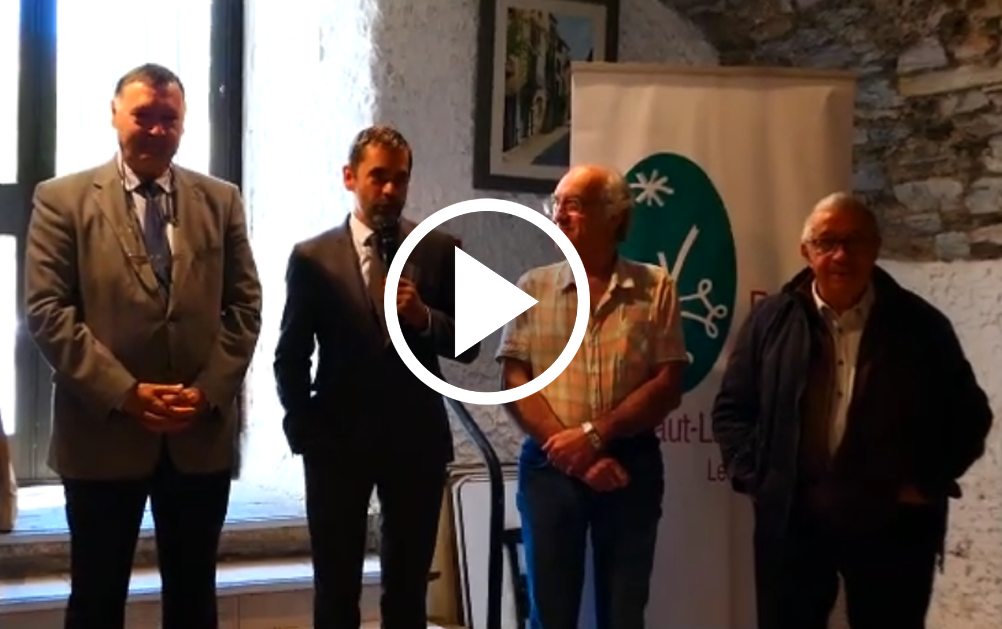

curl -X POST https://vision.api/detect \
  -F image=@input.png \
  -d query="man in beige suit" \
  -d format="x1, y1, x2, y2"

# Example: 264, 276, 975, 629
24, 63, 262, 629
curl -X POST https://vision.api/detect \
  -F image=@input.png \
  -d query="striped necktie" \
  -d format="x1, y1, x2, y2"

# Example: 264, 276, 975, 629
139, 181, 172, 294
365, 233, 390, 339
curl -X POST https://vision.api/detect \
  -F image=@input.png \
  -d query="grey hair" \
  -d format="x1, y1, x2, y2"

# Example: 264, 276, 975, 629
599, 168, 634, 242
801, 191, 879, 243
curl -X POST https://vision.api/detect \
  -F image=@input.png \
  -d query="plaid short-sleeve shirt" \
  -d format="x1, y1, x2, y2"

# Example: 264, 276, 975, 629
496, 257, 688, 427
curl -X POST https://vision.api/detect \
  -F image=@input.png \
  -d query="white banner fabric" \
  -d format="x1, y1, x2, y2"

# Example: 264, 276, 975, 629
570, 62, 856, 629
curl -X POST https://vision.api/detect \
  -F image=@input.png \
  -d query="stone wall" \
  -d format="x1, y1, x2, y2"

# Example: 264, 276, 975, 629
669, 0, 1002, 261
666, 2, 1002, 626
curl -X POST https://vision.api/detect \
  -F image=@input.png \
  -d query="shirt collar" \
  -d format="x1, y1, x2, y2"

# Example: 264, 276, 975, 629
556, 255, 637, 293
812, 280, 875, 321
117, 152, 174, 194
349, 210, 374, 250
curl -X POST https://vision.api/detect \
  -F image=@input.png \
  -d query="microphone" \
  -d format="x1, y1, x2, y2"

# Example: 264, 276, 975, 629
373, 214, 400, 272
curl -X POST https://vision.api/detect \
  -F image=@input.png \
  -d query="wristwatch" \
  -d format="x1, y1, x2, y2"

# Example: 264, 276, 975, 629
581, 421, 603, 450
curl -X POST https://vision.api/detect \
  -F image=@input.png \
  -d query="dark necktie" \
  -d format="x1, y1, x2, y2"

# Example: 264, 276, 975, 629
140, 181, 172, 294
365, 234, 390, 338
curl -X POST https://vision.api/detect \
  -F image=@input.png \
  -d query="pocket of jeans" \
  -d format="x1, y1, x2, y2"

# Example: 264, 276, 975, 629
519, 439, 550, 470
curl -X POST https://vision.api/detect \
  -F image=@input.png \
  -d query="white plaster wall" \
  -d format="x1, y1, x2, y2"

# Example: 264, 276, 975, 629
878, 259, 1002, 629
240, 0, 377, 499
823, 260, 1002, 629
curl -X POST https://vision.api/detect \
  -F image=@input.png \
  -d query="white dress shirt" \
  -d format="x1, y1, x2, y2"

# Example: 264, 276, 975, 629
350, 211, 380, 296
118, 152, 176, 249
812, 281, 875, 453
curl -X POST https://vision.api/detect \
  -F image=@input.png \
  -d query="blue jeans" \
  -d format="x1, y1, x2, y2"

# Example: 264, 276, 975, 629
517, 435, 664, 629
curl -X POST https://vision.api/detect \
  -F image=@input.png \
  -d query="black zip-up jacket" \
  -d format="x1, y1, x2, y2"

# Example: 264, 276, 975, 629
711, 266, 993, 539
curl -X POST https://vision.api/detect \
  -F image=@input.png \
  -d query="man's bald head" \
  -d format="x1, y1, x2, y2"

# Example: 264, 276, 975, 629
555, 164, 633, 242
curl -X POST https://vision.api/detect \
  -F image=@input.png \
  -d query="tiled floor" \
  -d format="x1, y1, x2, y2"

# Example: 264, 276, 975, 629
0, 556, 461, 629
1, 486, 467, 627
362, 625, 455, 628
0, 557, 382, 611
2, 485, 464, 628
6, 480, 306, 539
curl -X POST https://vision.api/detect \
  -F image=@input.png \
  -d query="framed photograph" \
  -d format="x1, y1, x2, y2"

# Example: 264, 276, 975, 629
473, 0, 620, 193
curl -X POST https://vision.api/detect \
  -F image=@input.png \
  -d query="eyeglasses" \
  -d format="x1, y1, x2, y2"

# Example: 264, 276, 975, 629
542, 195, 587, 219
807, 236, 872, 255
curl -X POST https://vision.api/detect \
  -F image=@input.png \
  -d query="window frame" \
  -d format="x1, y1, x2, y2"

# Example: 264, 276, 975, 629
7, 0, 244, 483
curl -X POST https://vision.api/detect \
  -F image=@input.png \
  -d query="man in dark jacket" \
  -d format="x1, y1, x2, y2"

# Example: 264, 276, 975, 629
711, 192, 993, 629
273, 125, 480, 629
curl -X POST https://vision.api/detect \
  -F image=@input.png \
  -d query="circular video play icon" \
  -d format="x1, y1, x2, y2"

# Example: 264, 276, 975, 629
384, 198, 590, 406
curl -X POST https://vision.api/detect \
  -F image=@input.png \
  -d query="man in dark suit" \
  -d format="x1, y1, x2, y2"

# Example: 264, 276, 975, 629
24, 64, 262, 629
274, 125, 480, 629
711, 192, 993, 629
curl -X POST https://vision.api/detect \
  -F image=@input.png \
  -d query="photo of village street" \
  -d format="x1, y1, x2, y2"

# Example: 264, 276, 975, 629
500, 7, 596, 170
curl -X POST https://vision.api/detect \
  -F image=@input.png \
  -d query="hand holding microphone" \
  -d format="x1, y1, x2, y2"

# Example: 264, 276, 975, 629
389, 277, 431, 330
374, 213, 399, 270
374, 214, 431, 331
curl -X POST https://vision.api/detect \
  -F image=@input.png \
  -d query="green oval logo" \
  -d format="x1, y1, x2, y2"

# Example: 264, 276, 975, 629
619, 153, 738, 393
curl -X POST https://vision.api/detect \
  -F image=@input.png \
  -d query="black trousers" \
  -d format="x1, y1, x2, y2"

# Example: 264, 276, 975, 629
753, 500, 944, 629
303, 447, 446, 629
62, 446, 232, 629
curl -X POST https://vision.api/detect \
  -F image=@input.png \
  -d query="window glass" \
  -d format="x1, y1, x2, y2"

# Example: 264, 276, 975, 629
56, 1, 211, 176
0, 0, 20, 183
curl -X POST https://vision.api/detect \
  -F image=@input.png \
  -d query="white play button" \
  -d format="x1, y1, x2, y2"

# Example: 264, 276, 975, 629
453, 247, 538, 357
384, 198, 589, 406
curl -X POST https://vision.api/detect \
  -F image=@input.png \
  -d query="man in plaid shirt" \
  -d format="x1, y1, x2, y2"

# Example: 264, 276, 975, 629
496, 164, 689, 629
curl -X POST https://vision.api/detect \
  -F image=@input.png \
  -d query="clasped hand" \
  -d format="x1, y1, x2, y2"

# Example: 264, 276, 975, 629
385, 277, 430, 330
543, 426, 630, 493
122, 383, 206, 434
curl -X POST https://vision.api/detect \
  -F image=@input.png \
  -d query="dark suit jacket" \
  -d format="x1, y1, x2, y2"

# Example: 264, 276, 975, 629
273, 216, 479, 465
23, 158, 263, 480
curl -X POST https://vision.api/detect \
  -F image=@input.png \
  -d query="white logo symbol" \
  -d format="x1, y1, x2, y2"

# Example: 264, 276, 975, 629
384, 199, 590, 406
630, 168, 729, 365
630, 169, 674, 206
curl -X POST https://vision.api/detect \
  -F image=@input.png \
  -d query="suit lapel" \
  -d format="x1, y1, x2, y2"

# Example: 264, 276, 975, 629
330, 219, 383, 335
328, 216, 426, 346
92, 159, 163, 299
399, 219, 422, 285
381, 218, 423, 345
167, 169, 203, 304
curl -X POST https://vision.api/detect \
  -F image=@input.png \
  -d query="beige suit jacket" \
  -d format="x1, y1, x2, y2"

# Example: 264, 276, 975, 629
24, 158, 263, 480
